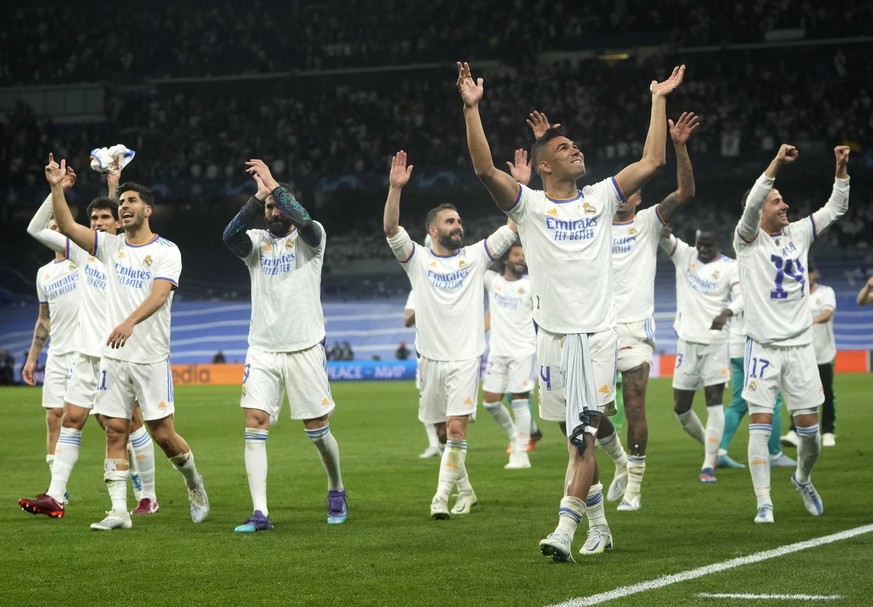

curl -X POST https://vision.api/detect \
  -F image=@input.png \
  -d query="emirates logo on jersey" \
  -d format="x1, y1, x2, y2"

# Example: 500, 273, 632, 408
582, 202, 596, 215
143, 255, 153, 268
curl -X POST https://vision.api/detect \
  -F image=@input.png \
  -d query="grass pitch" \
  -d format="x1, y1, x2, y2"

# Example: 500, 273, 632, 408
1, 376, 872, 607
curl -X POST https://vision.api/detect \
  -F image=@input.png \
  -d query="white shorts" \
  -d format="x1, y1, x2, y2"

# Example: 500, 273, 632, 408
418, 356, 480, 425
95, 357, 175, 421
672, 339, 730, 391
616, 318, 655, 372
482, 353, 536, 395
742, 339, 823, 415
241, 345, 336, 421
41, 351, 75, 409
537, 328, 617, 423
64, 352, 100, 409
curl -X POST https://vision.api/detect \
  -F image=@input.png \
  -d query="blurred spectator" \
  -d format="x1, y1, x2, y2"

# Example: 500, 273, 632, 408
396, 341, 411, 360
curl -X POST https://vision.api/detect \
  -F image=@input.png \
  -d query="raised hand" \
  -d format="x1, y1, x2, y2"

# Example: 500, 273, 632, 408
60, 165, 77, 191
526, 111, 560, 139
456, 61, 484, 108
650, 65, 685, 98
245, 159, 279, 190
45, 153, 66, 186
252, 171, 272, 201
389, 150, 413, 190
834, 145, 850, 170
776, 144, 799, 164
669, 111, 700, 145
506, 148, 531, 186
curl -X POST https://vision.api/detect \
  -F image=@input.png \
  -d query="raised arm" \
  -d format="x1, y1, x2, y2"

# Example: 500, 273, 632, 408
45, 154, 96, 253
506, 148, 532, 187
22, 303, 50, 386
245, 159, 322, 247
657, 112, 699, 224
223, 165, 272, 258
384, 150, 413, 238
809, 145, 851, 237
526, 111, 560, 140
614, 65, 685, 198
458, 61, 520, 210
737, 144, 798, 242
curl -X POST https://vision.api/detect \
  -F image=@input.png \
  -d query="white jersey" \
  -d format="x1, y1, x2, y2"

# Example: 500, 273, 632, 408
734, 174, 849, 346
809, 284, 837, 363
727, 308, 746, 358
94, 231, 181, 363
387, 225, 515, 361
612, 205, 667, 322
507, 180, 625, 334
241, 223, 326, 352
27, 195, 111, 357
484, 270, 536, 357
664, 235, 739, 345
404, 290, 415, 313
35, 253, 80, 356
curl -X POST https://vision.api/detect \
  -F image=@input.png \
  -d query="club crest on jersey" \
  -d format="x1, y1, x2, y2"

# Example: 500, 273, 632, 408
581, 202, 596, 215
68, 261, 77, 271
628, 228, 637, 235
143, 255, 153, 268
285, 239, 294, 250
712, 270, 720, 279
458, 260, 466, 268
748, 381, 757, 391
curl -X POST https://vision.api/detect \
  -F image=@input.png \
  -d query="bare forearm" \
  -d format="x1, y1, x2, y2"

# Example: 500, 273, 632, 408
383, 187, 402, 238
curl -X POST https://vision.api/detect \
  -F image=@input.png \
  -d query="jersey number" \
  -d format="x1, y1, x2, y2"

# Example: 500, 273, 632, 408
769, 255, 805, 300
748, 357, 770, 379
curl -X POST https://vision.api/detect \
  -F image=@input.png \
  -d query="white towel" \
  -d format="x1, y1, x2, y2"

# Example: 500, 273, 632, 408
90, 144, 135, 174
561, 333, 598, 443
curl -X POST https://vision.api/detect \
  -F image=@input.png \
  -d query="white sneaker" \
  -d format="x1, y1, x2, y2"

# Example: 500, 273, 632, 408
754, 503, 775, 524
579, 526, 613, 555
617, 494, 641, 512
504, 451, 531, 470
451, 490, 477, 515
419, 445, 441, 459
188, 476, 210, 523
822, 433, 836, 447
607, 467, 628, 502
430, 496, 450, 520
791, 474, 824, 516
539, 531, 575, 562
780, 430, 799, 448
90, 509, 133, 531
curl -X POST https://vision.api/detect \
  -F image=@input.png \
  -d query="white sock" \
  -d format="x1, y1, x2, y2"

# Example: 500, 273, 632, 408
584, 482, 609, 529
245, 428, 269, 514
625, 455, 647, 498
104, 459, 129, 513
129, 426, 157, 501
510, 399, 532, 452
435, 439, 466, 502
597, 430, 628, 470
484, 401, 516, 441
455, 461, 474, 495
46, 453, 54, 474
676, 409, 706, 444
47, 427, 82, 503
795, 423, 820, 484
748, 423, 772, 508
703, 404, 725, 470
169, 451, 202, 490
424, 422, 440, 449
555, 495, 585, 539
306, 424, 344, 492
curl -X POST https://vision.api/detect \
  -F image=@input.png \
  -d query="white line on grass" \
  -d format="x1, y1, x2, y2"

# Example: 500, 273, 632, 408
547, 524, 873, 607
697, 593, 842, 600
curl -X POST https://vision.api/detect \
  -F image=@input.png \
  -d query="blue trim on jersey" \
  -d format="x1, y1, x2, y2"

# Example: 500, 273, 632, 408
154, 276, 179, 287
612, 218, 634, 226
399, 246, 415, 265
166, 358, 174, 403
430, 249, 460, 259
644, 317, 655, 341
654, 204, 668, 225
736, 228, 755, 244
743, 338, 754, 387
505, 183, 523, 212
610, 176, 628, 203
483, 238, 495, 261
126, 234, 161, 248
545, 190, 582, 204
809, 214, 818, 240
268, 225, 297, 239
91, 231, 100, 256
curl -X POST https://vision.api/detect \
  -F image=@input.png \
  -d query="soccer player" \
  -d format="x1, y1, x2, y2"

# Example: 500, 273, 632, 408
661, 223, 740, 483
404, 289, 442, 459
781, 263, 838, 447
44, 153, 209, 531
384, 150, 517, 519
856, 276, 873, 306
19, 161, 161, 519
458, 60, 685, 560
735, 143, 850, 524
223, 159, 347, 533
715, 297, 796, 470
482, 241, 537, 469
